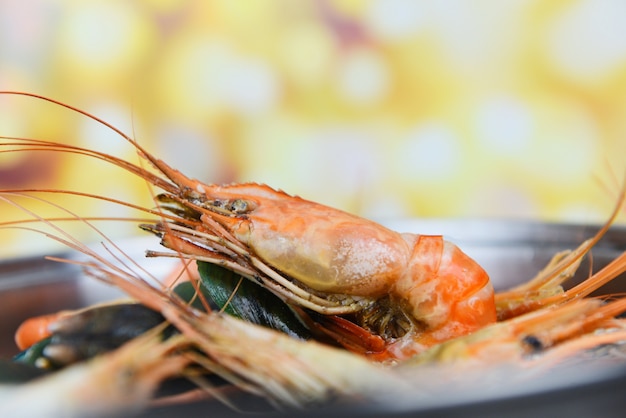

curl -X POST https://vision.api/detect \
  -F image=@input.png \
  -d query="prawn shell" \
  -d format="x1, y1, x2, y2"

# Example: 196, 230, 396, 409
223, 196, 410, 297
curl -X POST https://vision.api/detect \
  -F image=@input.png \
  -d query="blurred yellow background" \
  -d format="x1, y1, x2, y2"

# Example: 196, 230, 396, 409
2, 0, 626, 257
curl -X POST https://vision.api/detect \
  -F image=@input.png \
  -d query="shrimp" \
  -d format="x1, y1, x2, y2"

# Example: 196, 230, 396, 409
0, 330, 190, 418
144, 185, 496, 360
0, 91, 495, 361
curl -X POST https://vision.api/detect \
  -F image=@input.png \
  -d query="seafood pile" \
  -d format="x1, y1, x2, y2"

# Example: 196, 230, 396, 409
1, 92, 626, 417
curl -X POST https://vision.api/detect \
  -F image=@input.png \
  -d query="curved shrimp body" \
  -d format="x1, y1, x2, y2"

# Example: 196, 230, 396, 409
0, 91, 495, 360
148, 163, 496, 360
384, 234, 495, 358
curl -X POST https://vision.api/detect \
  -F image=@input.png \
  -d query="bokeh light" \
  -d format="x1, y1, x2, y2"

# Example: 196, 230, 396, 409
2, 0, 626, 257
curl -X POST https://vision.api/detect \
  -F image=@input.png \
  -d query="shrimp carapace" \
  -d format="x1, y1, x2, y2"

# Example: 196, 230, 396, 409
1, 91, 495, 360
142, 178, 497, 360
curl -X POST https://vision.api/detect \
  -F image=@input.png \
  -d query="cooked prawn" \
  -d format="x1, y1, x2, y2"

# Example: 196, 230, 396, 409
0, 91, 496, 361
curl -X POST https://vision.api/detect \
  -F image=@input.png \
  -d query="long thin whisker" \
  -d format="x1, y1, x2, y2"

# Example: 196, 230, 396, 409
0, 91, 170, 181
0, 189, 193, 226
0, 193, 164, 286
0, 216, 156, 227
0, 136, 176, 193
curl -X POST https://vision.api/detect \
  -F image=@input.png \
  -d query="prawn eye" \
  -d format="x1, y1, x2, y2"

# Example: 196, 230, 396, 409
229, 199, 250, 214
